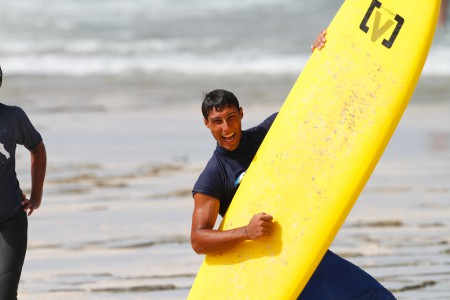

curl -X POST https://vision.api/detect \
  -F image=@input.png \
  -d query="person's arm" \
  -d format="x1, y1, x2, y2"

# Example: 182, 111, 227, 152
439, 0, 448, 25
191, 193, 274, 254
22, 141, 47, 216
311, 29, 327, 52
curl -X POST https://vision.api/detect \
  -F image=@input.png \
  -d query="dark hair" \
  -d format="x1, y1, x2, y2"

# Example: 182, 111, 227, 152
0, 66, 2, 88
202, 89, 240, 119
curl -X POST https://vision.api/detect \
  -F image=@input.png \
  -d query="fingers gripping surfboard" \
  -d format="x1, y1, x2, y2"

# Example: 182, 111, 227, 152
188, 1, 440, 299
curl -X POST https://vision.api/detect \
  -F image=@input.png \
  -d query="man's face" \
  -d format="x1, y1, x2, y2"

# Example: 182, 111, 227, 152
204, 105, 243, 151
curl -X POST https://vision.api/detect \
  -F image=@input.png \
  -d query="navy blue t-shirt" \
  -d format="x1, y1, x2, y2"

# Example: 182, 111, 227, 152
0, 104, 42, 223
193, 113, 277, 217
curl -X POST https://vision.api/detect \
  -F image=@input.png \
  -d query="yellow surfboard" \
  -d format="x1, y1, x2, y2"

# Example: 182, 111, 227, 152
188, 0, 440, 299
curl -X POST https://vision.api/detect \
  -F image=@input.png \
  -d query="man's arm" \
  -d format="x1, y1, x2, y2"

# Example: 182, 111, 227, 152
191, 193, 274, 254
22, 141, 47, 216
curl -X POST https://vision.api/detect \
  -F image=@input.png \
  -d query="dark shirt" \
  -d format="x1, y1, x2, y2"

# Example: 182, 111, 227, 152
193, 113, 277, 217
0, 104, 42, 223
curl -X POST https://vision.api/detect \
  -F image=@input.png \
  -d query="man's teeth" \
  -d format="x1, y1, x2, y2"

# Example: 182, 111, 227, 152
222, 132, 234, 138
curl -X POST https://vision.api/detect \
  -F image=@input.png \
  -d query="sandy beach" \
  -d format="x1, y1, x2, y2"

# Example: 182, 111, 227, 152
1, 72, 447, 300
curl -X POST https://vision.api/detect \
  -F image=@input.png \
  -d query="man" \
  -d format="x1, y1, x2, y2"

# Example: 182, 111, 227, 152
191, 32, 396, 299
0, 66, 47, 299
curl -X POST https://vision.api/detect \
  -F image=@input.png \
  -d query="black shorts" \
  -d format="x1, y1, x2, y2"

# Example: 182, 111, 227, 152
0, 209, 28, 300
298, 250, 396, 300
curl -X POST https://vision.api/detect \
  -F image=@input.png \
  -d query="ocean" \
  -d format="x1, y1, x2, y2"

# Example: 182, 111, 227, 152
1, 0, 449, 299
2, 0, 449, 78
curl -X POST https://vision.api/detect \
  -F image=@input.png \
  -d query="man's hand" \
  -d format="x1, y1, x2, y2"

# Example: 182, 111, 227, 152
245, 212, 274, 240
311, 29, 327, 53
22, 193, 41, 216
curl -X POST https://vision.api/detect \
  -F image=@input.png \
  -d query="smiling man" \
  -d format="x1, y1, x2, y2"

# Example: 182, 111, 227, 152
190, 88, 397, 299
190, 30, 396, 299
192, 90, 276, 253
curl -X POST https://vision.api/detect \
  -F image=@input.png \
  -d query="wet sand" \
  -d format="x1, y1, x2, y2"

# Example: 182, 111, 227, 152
3, 73, 449, 299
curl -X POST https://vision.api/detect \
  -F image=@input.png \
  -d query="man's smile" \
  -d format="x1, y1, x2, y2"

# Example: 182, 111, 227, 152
222, 132, 235, 141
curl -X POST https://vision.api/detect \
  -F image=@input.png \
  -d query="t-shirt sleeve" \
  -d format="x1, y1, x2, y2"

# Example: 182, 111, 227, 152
192, 156, 224, 201
11, 106, 43, 151
259, 112, 278, 131
246, 112, 278, 146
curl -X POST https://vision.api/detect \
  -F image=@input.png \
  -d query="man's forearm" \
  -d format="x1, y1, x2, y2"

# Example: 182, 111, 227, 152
30, 141, 47, 205
191, 226, 248, 254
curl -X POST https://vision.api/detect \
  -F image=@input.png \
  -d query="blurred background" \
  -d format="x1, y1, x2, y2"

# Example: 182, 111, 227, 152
0, 0, 449, 299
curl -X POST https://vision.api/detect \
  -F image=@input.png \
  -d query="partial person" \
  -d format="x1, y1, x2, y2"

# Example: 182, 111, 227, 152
0, 66, 47, 299
439, 0, 448, 26
190, 31, 396, 299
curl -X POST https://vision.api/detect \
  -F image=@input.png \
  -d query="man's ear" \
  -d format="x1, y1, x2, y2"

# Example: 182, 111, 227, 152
203, 117, 210, 128
239, 107, 244, 119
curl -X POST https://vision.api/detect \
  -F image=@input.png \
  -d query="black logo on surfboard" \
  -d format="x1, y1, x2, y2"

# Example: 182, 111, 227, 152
360, 0, 404, 49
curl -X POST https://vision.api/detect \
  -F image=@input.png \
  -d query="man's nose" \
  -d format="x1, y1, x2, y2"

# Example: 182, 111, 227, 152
222, 120, 232, 131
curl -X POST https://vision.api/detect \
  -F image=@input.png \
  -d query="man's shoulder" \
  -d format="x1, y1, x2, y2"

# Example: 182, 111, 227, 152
193, 150, 225, 197
201, 150, 224, 175
197, 148, 233, 185
0, 105, 26, 120
0, 103, 22, 112
245, 112, 278, 133
0, 104, 21, 125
